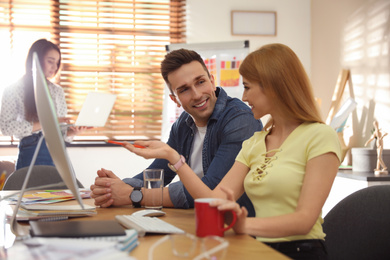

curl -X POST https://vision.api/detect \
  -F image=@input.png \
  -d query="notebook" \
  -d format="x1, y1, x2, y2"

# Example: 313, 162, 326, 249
73, 92, 116, 127
30, 220, 126, 237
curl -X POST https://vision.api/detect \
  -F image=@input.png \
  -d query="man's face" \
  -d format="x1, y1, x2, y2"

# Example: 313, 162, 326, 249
168, 61, 217, 127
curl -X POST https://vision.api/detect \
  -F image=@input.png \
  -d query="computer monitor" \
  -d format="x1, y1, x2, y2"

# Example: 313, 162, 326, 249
32, 52, 84, 208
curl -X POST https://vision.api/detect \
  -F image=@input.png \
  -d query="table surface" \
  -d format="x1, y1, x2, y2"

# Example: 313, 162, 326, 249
338, 169, 390, 181
1, 192, 289, 260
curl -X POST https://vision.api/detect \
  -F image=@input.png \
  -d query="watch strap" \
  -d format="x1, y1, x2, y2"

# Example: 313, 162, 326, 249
130, 187, 142, 208
168, 155, 186, 172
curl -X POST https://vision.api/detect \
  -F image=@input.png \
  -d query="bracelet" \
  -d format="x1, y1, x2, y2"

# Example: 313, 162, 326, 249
168, 155, 186, 172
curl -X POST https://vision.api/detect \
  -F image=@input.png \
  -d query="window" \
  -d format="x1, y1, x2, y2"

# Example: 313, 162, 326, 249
0, 0, 186, 143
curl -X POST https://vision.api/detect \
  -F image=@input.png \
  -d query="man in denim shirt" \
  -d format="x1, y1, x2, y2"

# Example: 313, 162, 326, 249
90, 49, 262, 215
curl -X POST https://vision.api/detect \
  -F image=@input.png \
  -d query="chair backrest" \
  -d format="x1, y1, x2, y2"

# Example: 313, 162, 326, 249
323, 185, 390, 260
2, 165, 84, 190
0, 160, 16, 179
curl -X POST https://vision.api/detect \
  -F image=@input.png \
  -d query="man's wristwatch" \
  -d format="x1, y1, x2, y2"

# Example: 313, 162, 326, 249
130, 187, 143, 208
168, 155, 186, 172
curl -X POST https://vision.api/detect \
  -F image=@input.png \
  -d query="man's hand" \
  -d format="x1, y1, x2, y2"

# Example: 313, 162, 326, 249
90, 168, 133, 207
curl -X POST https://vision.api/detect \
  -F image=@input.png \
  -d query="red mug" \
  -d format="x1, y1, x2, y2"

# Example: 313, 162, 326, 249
195, 198, 237, 237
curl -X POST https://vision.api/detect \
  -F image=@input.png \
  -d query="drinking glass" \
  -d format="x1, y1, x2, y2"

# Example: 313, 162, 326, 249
143, 169, 164, 210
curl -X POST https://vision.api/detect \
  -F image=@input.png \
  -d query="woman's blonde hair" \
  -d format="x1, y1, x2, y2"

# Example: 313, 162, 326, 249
239, 43, 323, 130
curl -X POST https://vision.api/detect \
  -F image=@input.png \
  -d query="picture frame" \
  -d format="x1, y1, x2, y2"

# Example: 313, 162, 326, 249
231, 11, 277, 36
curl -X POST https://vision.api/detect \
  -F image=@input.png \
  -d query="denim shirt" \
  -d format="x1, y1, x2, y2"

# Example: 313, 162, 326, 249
123, 87, 262, 215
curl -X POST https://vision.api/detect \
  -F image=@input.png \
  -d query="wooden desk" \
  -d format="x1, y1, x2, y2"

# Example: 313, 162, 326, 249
2, 194, 289, 260
92, 204, 288, 259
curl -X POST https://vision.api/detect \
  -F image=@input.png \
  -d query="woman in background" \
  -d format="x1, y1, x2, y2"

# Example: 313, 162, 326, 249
125, 43, 341, 259
0, 39, 86, 170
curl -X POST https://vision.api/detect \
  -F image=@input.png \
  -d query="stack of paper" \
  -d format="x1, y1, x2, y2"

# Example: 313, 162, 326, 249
4, 189, 95, 221
5, 203, 96, 221
17, 204, 97, 221
20, 189, 91, 205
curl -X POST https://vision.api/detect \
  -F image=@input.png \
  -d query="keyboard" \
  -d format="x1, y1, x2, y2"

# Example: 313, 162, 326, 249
115, 214, 185, 237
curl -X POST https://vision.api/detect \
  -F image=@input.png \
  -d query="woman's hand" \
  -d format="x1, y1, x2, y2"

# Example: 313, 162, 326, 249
58, 117, 71, 124
32, 121, 42, 132
122, 140, 180, 164
209, 186, 248, 234
67, 126, 91, 136
57, 117, 92, 136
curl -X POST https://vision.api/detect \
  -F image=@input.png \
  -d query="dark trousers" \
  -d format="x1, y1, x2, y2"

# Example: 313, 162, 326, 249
265, 239, 327, 260
16, 132, 55, 170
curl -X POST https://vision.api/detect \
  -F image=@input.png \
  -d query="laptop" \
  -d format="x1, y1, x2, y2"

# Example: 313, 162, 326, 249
72, 92, 116, 127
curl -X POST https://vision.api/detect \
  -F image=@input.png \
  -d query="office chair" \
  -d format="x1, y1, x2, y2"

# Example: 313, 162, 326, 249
323, 185, 390, 260
2, 165, 84, 190
0, 160, 15, 179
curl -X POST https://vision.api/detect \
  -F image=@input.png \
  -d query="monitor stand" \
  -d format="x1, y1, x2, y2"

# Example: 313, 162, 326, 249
10, 135, 44, 238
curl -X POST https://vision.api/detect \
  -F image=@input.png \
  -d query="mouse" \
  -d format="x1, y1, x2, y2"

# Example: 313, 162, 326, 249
132, 209, 166, 217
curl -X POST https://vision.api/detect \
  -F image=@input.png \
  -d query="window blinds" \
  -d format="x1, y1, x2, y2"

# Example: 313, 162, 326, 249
0, 0, 186, 142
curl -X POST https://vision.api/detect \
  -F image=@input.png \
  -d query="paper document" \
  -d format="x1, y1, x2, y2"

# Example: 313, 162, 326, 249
330, 97, 357, 131
7, 189, 92, 205
7, 203, 97, 221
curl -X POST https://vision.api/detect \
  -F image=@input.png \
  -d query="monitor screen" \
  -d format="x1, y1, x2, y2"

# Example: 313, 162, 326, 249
32, 52, 84, 208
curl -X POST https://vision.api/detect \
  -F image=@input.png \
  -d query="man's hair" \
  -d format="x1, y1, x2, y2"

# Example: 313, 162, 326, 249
161, 48, 210, 93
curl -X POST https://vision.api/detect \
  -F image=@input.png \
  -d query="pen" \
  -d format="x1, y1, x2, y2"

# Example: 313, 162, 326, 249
106, 140, 145, 149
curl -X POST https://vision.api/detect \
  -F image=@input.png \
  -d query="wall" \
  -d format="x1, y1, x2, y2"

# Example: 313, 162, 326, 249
311, 0, 368, 119
312, 0, 390, 162
187, 0, 311, 75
